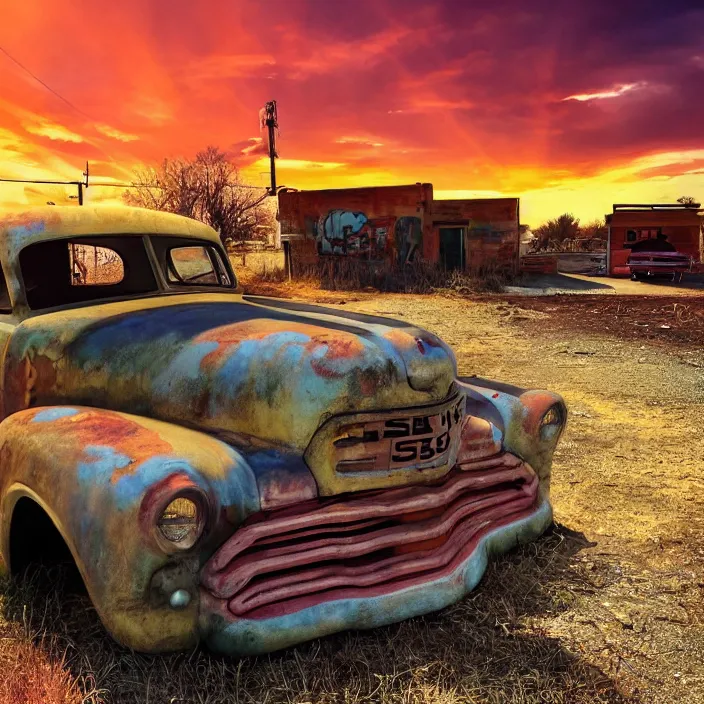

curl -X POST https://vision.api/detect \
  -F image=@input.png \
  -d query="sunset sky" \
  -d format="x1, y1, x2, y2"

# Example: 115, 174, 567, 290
1, 0, 703, 226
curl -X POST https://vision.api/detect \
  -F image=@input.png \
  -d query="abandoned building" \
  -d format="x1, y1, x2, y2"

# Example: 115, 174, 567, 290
606, 203, 703, 276
277, 184, 521, 274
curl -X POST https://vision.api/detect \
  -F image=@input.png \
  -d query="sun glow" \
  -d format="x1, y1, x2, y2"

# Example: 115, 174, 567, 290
0, 1, 701, 222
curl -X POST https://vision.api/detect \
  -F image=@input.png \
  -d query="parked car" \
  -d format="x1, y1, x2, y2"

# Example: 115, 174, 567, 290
0, 206, 566, 656
627, 250, 693, 282
627, 235, 693, 282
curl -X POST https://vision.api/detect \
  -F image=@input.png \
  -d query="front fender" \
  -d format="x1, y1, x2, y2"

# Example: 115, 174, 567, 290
458, 376, 566, 487
0, 406, 261, 652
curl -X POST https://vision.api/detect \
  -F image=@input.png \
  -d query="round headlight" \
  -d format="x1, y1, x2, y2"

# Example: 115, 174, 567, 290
157, 496, 203, 549
539, 404, 566, 440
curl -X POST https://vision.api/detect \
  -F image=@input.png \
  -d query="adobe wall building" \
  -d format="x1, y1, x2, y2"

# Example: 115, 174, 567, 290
278, 184, 520, 274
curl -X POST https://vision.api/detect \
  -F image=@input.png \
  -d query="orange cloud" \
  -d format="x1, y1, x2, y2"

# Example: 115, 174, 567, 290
563, 82, 647, 102
0, 0, 702, 225
335, 137, 385, 147
95, 124, 139, 142
187, 54, 277, 82
237, 137, 269, 157
24, 119, 83, 143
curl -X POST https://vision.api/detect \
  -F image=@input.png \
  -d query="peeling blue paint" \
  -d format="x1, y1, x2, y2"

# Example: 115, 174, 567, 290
76, 444, 261, 516
32, 407, 79, 422
113, 456, 196, 510
490, 422, 503, 445
153, 341, 219, 394
77, 445, 131, 485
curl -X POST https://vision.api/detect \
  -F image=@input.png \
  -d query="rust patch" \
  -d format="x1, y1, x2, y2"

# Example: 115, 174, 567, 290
32, 409, 175, 481
31, 354, 57, 400
308, 333, 365, 360
196, 320, 357, 369
307, 333, 367, 379
196, 319, 369, 379
383, 328, 417, 351
518, 391, 563, 435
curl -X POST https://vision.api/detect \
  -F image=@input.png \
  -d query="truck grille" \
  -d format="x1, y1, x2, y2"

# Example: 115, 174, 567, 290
201, 452, 539, 619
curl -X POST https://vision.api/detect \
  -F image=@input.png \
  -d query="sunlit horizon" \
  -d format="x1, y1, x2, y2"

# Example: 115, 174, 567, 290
1, 1, 702, 228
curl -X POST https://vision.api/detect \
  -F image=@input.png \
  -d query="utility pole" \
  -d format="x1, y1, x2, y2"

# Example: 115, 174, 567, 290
0, 160, 92, 204
263, 100, 278, 196
77, 161, 89, 205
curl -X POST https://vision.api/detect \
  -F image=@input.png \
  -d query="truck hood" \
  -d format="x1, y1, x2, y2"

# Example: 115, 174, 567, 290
3, 294, 457, 451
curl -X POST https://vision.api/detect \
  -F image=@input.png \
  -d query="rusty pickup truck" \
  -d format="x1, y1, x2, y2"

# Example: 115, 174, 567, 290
0, 206, 566, 656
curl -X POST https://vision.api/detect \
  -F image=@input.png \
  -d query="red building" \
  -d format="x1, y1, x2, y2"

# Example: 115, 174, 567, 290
606, 204, 703, 277
278, 184, 520, 274
430, 198, 520, 272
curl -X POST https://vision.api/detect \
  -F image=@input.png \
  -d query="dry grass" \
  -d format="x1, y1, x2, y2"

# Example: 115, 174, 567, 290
0, 569, 102, 704
235, 256, 516, 297
230, 250, 285, 275
289, 258, 514, 294
0, 636, 85, 704
0, 528, 627, 704
505, 295, 704, 347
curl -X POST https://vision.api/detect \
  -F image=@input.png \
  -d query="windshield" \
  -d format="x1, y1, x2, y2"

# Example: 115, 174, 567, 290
19, 234, 236, 310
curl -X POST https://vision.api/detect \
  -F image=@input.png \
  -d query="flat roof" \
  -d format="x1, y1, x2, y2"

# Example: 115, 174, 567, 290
279, 184, 430, 195
611, 203, 702, 212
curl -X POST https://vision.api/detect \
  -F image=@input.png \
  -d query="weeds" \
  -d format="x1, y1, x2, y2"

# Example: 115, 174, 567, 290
287, 258, 515, 294
0, 527, 626, 704
230, 249, 515, 296
0, 570, 103, 704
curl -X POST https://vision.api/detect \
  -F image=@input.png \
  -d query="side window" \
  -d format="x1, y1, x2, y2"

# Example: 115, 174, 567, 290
626, 230, 637, 243
0, 266, 11, 313
167, 246, 232, 287
69, 243, 124, 286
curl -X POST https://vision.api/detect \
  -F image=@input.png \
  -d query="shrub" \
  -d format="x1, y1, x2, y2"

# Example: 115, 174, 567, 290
288, 257, 515, 294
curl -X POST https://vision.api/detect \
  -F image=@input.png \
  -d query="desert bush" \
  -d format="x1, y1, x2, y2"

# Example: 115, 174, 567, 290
289, 257, 515, 294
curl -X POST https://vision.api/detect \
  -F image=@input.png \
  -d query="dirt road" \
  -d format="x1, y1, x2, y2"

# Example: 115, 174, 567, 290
510, 273, 704, 297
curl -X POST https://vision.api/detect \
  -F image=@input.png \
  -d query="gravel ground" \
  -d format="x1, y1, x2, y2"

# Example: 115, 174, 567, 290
329, 293, 704, 703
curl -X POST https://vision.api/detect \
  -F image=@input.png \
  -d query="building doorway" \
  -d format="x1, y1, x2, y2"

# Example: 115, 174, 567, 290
439, 228, 465, 270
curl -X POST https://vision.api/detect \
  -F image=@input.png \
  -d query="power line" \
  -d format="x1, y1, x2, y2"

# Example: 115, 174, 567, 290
0, 44, 95, 122
0, 47, 278, 195
0, 43, 133, 174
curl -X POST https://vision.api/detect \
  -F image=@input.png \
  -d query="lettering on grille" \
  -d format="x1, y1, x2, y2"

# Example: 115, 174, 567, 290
334, 396, 465, 473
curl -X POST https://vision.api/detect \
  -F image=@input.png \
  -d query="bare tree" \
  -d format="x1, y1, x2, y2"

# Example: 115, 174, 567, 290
124, 146, 271, 245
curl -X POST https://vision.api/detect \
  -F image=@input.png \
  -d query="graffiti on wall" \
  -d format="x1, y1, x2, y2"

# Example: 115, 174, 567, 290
312, 210, 422, 263
394, 216, 422, 264
316, 210, 368, 256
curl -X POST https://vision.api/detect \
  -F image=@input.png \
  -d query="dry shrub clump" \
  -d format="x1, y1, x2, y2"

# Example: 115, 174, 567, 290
289, 258, 515, 294
0, 572, 103, 704
0, 634, 84, 704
